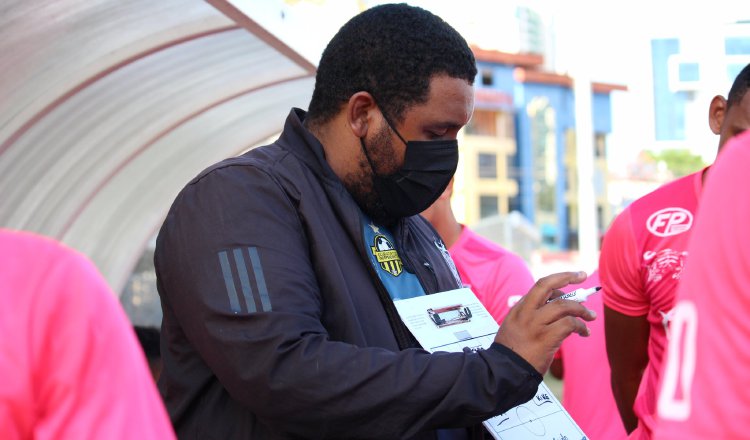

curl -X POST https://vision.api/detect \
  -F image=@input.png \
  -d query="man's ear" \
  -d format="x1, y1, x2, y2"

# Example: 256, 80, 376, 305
347, 92, 377, 138
708, 95, 727, 135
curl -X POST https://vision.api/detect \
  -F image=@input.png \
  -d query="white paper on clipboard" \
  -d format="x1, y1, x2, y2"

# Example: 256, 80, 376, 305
393, 287, 588, 440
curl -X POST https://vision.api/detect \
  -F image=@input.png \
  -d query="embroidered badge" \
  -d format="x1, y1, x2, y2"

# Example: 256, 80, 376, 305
644, 248, 688, 283
371, 234, 403, 276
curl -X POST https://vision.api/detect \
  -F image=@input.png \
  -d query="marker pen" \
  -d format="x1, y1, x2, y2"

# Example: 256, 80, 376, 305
546, 286, 601, 304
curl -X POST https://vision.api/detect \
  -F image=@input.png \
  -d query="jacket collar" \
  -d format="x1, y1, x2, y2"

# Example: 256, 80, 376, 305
276, 108, 341, 185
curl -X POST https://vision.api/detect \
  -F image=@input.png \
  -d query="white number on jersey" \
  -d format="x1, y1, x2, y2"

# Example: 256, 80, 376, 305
657, 300, 698, 420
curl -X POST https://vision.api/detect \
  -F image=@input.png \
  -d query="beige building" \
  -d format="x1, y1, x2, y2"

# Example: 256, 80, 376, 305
453, 108, 518, 226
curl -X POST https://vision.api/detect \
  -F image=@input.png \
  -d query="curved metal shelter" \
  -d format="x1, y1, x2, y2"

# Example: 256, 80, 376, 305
0, 0, 316, 294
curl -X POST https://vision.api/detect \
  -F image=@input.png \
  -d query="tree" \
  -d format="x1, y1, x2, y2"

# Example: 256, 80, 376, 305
644, 149, 706, 178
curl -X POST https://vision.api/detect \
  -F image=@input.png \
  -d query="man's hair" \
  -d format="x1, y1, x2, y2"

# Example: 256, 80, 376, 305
727, 63, 750, 108
305, 3, 477, 127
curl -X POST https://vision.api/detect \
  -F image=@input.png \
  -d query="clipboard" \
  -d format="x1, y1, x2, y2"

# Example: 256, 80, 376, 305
393, 287, 588, 440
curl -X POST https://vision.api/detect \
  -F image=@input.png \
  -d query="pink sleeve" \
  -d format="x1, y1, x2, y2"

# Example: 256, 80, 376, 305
32, 247, 175, 439
599, 208, 649, 316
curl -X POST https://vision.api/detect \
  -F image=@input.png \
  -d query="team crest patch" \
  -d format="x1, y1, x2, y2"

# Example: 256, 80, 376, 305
370, 234, 403, 276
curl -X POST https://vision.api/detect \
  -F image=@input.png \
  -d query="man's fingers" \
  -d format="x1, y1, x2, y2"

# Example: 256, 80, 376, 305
546, 288, 565, 302
525, 271, 588, 307
542, 301, 597, 324
570, 316, 591, 337
497, 271, 597, 374
548, 315, 592, 339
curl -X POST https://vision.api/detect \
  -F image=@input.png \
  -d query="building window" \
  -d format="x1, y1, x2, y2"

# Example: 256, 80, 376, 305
497, 111, 515, 139
466, 110, 514, 139
678, 62, 700, 82
594, 133, 606, 158
481, 69, 494, 86
725, 37, 750, 55
528, 98, 556, 213
465, 109, 498, 136
479, 195, 499, 218
478, 153, 497, 179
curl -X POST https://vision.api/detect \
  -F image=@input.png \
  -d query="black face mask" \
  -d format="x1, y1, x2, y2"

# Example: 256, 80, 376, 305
360, 114, 458, 221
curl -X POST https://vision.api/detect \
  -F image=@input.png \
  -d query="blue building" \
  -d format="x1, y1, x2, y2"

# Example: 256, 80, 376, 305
459, 47, 625, 250
652, 25, 750, 144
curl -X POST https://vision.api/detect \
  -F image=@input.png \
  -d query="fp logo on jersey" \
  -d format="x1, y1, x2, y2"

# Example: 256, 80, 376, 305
370, 235, 403, 276
646, 207, 693, 237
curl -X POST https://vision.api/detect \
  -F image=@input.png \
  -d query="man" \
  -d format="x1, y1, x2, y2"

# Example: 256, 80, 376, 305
420, 178, 534, 323
155, 4, 594, 439
654, 130, 750, 438
0, 229, 175, 439
600, 62, 750, 438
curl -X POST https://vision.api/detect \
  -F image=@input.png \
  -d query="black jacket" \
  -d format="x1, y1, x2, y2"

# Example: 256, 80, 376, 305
154, 109, 541, 439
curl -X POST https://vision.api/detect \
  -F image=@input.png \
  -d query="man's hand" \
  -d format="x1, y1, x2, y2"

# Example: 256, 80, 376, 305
494, 271, 597, 375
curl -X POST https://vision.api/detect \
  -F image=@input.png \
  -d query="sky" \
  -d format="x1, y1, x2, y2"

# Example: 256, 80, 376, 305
236, 0, 749, 172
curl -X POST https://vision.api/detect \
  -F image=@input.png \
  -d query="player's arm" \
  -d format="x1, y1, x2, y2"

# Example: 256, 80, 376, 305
604, 305, 649, 433
599, 211, 649, 433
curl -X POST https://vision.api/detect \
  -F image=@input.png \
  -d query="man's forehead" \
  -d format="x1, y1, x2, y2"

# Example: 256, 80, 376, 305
406, 77, 474, 125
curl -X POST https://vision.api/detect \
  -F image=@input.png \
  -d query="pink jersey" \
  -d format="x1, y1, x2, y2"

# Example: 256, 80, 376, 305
449, 225, 534, 323
0, 230, 175, 439
654, 131, 750, 438
599, 169, 703, 439
557, 270, 628, 439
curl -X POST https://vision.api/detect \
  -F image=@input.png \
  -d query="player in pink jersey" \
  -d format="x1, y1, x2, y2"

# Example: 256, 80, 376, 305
551, 270, 628, 439
600, 63, 750, 438
421, 179, 535, 323
0, 229, 175, 439
600, 163, 702, 438
653, 130, 750, 438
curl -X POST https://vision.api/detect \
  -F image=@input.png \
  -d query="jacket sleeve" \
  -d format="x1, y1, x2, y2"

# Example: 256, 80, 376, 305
155, 163, 541, 439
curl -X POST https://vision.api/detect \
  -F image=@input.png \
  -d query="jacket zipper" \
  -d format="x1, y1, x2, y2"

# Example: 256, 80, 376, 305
397, 219, 438, 294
